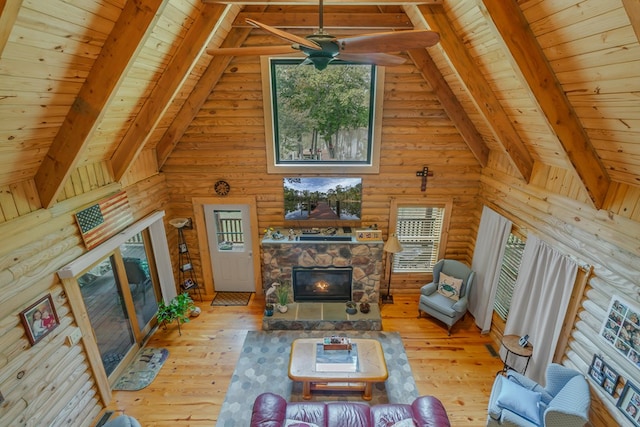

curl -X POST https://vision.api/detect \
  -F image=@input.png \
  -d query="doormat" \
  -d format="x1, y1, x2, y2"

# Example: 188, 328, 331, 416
112, 347, 168, 391
211, 292, 252, 306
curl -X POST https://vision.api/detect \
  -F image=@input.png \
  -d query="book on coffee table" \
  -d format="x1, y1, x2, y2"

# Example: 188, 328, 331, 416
315, 343, 358, 372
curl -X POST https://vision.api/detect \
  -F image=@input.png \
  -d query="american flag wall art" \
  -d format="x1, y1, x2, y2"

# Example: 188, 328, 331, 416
74, 191, 134, 250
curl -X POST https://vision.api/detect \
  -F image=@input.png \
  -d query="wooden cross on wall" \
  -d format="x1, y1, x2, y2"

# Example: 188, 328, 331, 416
416, 166, 433, 192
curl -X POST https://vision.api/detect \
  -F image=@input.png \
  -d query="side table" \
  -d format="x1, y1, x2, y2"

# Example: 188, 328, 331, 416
497, 334, 533, 375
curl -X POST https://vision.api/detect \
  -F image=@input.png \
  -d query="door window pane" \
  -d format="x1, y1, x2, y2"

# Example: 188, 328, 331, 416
214, 210, 244, 251
79, 256, 135, 376
121, 232, 159, 332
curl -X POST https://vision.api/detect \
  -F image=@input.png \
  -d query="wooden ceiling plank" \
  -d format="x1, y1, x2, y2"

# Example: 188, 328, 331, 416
156, 26, 254, 167
622, 0, 640, 43
478, 0, 610, 209
234, 12, 413, 29
34, 0, 170, 208
110, 4, 230, 181
415, 4, 533, 181
0, 0, 23, 57
407, 48, 489, 168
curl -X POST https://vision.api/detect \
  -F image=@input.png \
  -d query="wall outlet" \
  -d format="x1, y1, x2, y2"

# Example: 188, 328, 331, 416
67, 329, 82, 346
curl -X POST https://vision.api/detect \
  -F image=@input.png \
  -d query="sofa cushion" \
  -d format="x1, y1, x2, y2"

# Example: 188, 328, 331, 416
437, 272, 463, 301
390, 419, 416, 427
495, 376, 542, 425
283, 421, 320, 427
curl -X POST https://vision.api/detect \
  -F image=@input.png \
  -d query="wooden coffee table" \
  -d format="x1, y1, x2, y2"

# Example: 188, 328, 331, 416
288, 338, 388, 400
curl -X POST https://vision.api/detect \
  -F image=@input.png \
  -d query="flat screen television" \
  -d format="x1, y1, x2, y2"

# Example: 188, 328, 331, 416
284, 177, 362, 223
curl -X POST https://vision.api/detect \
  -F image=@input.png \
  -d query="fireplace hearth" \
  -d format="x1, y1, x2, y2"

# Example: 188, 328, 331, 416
292, 266, 353, 302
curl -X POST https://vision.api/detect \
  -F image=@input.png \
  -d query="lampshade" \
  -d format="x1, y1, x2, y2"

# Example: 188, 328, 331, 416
384, 234, 403, 254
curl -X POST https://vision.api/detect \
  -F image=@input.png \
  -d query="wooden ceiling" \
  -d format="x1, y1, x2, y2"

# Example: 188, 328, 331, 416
0, 0, 638, 210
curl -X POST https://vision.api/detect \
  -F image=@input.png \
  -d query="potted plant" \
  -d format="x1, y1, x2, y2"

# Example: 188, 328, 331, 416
275, 285, 289, 313
157, 292, 194, 335
345, 301, 357, 314
359, 302, 370, 314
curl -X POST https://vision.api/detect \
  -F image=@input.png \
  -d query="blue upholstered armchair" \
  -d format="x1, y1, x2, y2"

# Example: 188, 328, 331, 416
486, 363, 590, 427
418, 259, 475, 335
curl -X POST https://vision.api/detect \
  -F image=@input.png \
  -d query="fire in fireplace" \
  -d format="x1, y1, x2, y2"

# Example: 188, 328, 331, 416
292, 266, 353, 302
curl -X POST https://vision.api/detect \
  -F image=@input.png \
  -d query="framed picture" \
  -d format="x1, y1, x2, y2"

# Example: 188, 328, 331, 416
20, 294, 59, 345
600, 295, 640, 371
603, 363, 620, 396
618, 381, 640, 426
589, 354, 605, 385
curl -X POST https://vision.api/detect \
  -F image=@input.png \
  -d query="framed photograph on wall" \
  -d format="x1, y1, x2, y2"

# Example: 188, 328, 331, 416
600, 295, 640, 370
19, 294, 60, 345
589, 354, 605, 386
602, 363, 620, 396
618, 381, 640, 426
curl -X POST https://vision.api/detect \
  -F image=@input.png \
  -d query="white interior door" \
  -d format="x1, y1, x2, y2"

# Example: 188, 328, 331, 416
204, 204, 255, 292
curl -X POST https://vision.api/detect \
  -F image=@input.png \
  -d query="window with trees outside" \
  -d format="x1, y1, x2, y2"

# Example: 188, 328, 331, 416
262, 58, 383, 173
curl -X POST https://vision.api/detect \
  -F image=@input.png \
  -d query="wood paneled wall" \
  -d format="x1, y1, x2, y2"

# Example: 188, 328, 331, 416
0, 159, 166, 426
162, 52, 483, 296
482, 151, 639, 427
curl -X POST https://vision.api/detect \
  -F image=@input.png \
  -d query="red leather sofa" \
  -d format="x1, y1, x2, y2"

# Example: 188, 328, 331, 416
250, 392, 451, 427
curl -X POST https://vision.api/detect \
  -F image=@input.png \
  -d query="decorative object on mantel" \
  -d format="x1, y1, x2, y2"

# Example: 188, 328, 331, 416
600, 294, 640, 371
74, 191, 133, 250
345, 301, 357, 314
355, 229, 382, 241
415, 166, 434, 192
382, 233, 403, 304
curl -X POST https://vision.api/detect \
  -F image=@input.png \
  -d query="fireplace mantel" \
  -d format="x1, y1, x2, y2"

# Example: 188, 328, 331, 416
261, 238, 384, 303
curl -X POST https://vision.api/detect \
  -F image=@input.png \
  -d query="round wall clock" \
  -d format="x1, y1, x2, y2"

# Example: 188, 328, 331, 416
214, 180, 230, 196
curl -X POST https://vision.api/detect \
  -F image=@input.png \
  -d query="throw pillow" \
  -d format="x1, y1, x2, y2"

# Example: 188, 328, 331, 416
495, 376, 542, 425
437, 272, 463, 301
390, 419, 417, 427
282, 420, 319, 427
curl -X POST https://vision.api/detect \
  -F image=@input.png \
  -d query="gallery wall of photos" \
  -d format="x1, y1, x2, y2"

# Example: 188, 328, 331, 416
595, 295, 640, 426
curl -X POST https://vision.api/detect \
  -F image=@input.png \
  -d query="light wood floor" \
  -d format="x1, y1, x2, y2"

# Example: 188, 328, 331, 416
104, 294, 504, 426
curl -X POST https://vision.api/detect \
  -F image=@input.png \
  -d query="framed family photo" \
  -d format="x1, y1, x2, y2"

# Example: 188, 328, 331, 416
19, 294, 59, 345
619, 381, 640, 426
603, 363, 620, 396
589, 354, 606, 386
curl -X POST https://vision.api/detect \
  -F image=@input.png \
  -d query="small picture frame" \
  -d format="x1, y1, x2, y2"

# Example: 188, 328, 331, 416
20, 294, 60, 346
618, 381, 640, 426
589, 354, 605, 386
602, 362, 620, 396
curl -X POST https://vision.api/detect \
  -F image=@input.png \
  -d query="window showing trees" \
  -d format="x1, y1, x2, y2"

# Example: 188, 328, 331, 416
265, 58, 382, 172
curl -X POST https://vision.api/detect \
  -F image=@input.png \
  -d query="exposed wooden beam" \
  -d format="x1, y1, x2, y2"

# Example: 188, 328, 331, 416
34, 0, 169, 208
479, 0, 610, 209
622, 0, 640, 43
157, 27, 254, 167
204, 1, 441, 4
111, 4, 230, 181
0, 0, 23, 56
413, 4, 533, 181
234, 12, 414, 29
407, 48, 489, 167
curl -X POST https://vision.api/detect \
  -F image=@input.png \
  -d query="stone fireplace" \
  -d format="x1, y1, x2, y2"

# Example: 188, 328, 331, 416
292, 266, 353, 302
261, 239, 384, 303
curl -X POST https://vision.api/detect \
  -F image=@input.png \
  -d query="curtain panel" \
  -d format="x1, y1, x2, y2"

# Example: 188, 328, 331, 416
469, 206, 512, 333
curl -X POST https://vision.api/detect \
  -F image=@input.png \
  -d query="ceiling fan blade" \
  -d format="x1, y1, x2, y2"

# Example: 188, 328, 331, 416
336, 30, 440, 54
246, 18, 321, 51
338, 52, 406, 67
207, 45, 299, 56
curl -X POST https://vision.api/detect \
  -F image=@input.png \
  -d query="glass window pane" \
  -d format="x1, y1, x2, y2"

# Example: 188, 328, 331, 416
79, 256, 135, 376
214, 210, 244, 251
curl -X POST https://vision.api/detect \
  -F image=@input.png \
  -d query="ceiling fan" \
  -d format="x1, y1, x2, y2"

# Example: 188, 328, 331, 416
206, 0, 440, 70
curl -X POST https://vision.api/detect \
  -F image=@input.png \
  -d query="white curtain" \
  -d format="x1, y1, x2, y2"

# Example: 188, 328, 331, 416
469, 206, 512, 333
504, 235, 578, 384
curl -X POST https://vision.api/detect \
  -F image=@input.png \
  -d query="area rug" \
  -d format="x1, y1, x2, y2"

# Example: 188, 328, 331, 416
112, 347, 169, 391
216, 330, 418, 427
211, 292, 253, 306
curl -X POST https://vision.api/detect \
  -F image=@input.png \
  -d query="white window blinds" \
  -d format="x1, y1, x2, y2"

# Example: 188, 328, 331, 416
494, 233, 525, 320
394, 206, 445, 273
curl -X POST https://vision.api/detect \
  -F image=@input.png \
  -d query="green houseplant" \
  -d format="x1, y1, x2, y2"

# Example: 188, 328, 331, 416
275, 284, 289, 313
157, 292, 195, 335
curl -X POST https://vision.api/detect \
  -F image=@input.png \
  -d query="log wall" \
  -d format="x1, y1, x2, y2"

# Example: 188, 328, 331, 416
0, 159, 166, 426
162, 52, 484, 296
482, 152, 639, 427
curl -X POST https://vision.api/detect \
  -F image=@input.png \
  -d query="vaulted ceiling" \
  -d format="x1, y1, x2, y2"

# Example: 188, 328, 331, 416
1, 0, 639, 211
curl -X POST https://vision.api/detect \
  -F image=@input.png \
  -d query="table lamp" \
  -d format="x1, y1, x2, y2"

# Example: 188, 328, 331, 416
382, 233, 403, 304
